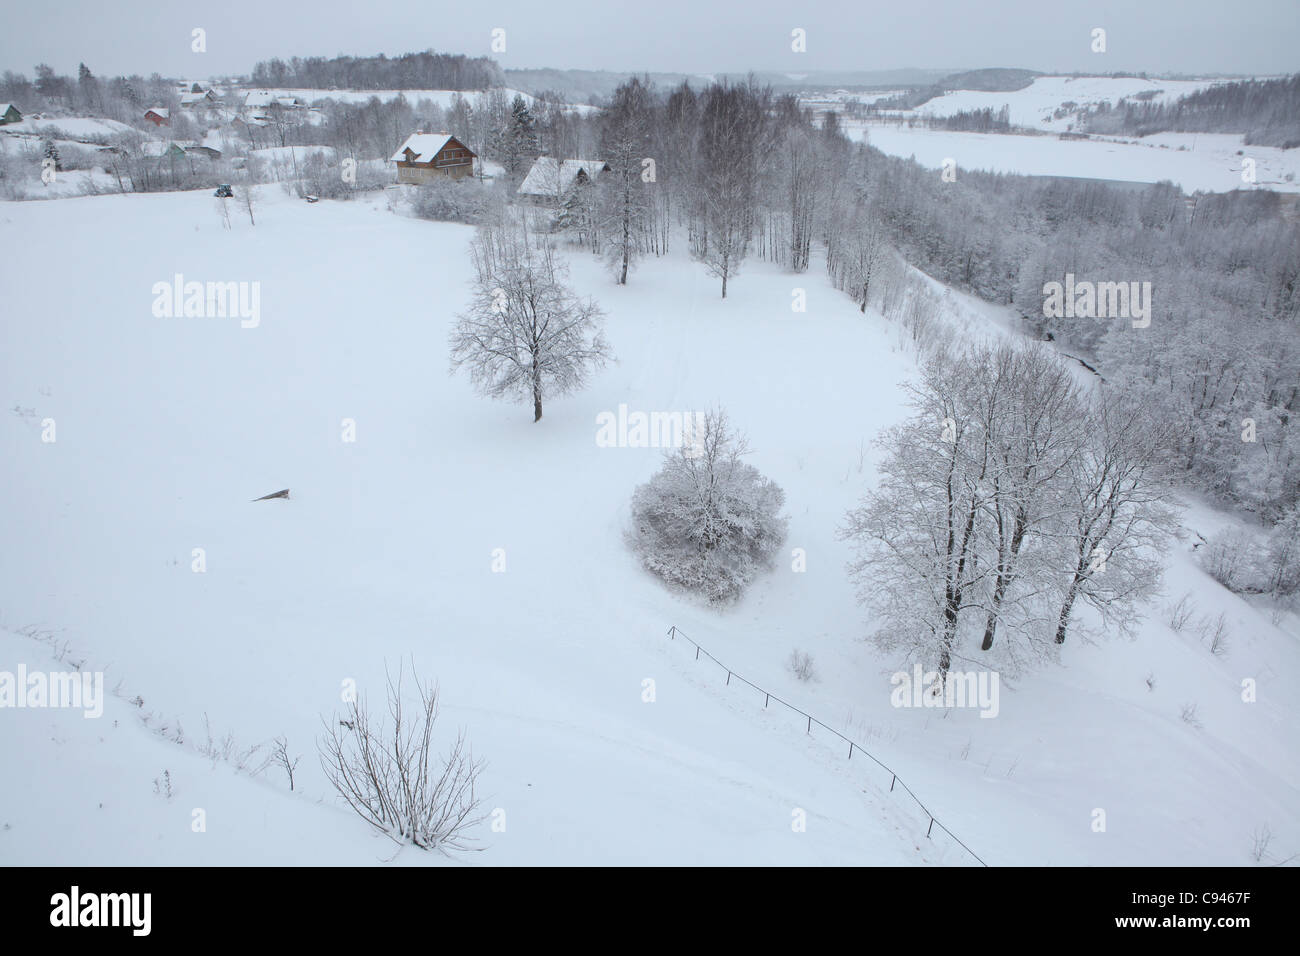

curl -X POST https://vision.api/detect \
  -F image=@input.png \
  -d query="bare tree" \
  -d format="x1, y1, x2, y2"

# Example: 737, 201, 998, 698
1051, 394, 1175, 645
450, 217, 612, 422
318, 663, 486, 853
694, 82, 766, 297
599, 78, 654, 284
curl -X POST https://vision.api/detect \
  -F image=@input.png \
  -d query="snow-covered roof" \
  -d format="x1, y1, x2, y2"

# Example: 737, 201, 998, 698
145, 107, 169, 117
140, 141, 184, 158
243, 91, 276, 108
180, 91, 214, 105
518, 157, 609, 197
389, 132, 460, 164
0, 103, 18, 115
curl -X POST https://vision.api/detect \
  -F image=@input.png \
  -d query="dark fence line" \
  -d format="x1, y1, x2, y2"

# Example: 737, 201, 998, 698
666, 625, 989, 867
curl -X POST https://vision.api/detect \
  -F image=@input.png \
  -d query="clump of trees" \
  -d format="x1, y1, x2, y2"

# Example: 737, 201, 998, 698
840, 342, 1175, 677
250, 50, 503, 92
628, 410, 788, 604
449, 213, 613, 422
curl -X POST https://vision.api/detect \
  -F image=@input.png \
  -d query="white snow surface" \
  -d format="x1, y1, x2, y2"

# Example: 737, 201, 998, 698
0, 188, 1296, 865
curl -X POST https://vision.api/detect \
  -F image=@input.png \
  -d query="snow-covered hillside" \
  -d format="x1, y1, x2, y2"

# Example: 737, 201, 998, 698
845, 124, 1300, 193
1, 188, 1296, 865
911, 75, 1220, 131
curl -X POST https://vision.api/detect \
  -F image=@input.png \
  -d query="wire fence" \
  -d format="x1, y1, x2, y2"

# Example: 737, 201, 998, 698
666, 624, 989, 867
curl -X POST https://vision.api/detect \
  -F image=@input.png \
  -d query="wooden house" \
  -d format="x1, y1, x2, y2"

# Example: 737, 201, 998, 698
517, 157, 611, 205
144, 107, 169, 126
0, 103, 21, 125
389, 132, 476, 183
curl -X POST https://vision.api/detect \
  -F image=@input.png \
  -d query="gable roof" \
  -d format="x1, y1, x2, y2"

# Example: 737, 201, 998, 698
145, 107, 169, 118
243, 90, 276, 108
389, 132, 472, 164
0, 103, 18, 115
518, 157, 609, 197
140, 141, 187, 158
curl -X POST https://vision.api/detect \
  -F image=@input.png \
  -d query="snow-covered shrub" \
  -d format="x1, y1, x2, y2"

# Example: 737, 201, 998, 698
1201, 529, 1258, 592
1264, 506, 1300, 597
628, 410, 788, 605
787, 650, 817, 682
319, 664, 486, 853
292, 151, 382, 200
410, 177, 492, 223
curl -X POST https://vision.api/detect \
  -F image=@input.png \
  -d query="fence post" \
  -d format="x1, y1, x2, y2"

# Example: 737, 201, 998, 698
848, 741, 853, 759
765, 693, 769, 708
890, 774, 896, 792
695, 646, 699, 661
669, 626, 676, 640
806, 715, 811, 734
726, 671, 731, 686
927, 817, 934, 839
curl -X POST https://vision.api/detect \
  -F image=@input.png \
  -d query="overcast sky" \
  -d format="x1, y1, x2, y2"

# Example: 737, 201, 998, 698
3, 0, 1296, 79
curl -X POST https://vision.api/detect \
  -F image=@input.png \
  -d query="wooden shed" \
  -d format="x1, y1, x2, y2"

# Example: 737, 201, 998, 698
389, 133, 476, 184
0, 103, 21, 125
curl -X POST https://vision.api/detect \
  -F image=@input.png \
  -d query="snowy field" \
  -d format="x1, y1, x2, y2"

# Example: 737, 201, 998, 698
1, 188, 1296, 865
846, 123, 1300, 193
909, 75, 1221, 131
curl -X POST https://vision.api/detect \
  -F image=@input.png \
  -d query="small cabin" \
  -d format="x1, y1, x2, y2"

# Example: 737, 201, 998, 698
144, 107, 169, 126
518, 157, 611, 205
0, 103, 21, 125
389, 133, 476, 184
180, 89, 220, 109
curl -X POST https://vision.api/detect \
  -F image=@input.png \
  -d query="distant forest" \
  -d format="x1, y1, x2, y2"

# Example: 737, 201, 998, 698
249, 50, 504, 91
1080, 74, 1300, 148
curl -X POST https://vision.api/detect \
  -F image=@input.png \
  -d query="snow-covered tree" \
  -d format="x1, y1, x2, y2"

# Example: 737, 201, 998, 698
1050, 393, 1175, 645
628, 410, 787, 604
449, 218, 612, 422
495, 94, 539, 176
841, 345, 1006, 676
599, 77, 654, 284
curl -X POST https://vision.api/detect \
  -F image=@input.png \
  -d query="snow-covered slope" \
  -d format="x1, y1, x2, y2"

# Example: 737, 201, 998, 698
1, 189, 1296, 865
912, 75, 1220, 131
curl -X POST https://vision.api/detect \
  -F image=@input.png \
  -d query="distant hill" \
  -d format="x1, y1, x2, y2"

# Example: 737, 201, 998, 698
932, 68, 1040, 92
504, 68, 953, 104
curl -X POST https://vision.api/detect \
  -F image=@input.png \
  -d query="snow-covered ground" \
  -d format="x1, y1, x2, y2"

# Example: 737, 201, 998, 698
0, 116, 134, 140
846, 123, 1300, 193
1, 188, 1296, 865
909, 75, 1222, 131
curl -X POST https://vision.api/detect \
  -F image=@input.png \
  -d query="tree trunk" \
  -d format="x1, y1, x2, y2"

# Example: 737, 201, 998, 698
1054, 579, 1081, 644
532, 363, 542, 422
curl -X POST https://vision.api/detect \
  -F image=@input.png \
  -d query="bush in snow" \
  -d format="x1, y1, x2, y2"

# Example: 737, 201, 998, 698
409, 176, 495, 223
787, 650, 817, 682
628, 410, 788, 605
319, 664, 486, 854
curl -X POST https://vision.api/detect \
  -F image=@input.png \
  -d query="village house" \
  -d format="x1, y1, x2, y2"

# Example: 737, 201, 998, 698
143, 107, 169, 127
140, 141, 188, 162
389, 132, 476, 184
180, 89, 220, 109
517, 157, 611, 205
0, 103, 21, 125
